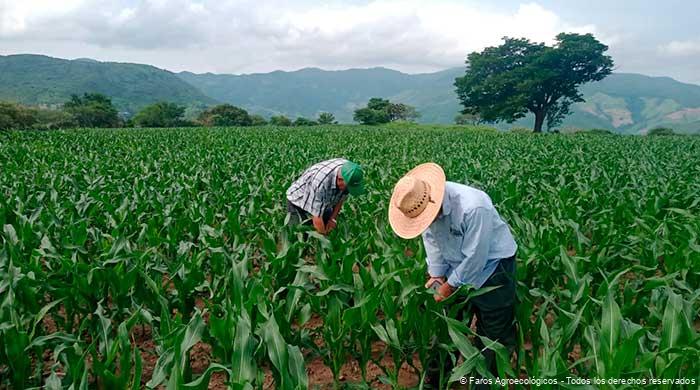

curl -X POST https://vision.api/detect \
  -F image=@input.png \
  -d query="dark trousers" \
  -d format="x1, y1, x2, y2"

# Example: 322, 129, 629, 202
429, 255, 517, 388
286, 201, 333, 226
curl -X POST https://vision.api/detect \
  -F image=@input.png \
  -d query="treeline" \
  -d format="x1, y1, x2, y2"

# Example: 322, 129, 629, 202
1, 92, 424, 131
1, 93, 124, 130
133, 102, 338, 128
0, 93, 338, 130
0, 93, 340, 130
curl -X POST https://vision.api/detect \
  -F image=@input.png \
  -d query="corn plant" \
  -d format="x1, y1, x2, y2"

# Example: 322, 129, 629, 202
1, 126, 699, 388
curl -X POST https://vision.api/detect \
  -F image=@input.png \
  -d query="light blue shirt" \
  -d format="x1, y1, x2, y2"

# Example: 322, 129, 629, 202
422, 182, 517, 288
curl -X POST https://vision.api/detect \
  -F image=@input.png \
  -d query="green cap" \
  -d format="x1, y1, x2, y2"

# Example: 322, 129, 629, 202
341, 161, 365, 195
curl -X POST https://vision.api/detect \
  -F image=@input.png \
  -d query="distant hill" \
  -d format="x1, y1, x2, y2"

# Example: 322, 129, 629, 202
176, 67, 462, 124
571, 74, 700, 134
2, 54, 700, 133
0, 54, 216, 116
180, 68, 700, 134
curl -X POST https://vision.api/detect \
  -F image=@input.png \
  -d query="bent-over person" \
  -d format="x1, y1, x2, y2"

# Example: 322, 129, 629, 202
286, 158, 365, 235
388, 162, 518, 388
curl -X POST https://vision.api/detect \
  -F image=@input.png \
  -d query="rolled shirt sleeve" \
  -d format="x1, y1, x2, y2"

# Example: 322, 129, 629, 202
447, 207, 494, 288
422, 228, 449, 277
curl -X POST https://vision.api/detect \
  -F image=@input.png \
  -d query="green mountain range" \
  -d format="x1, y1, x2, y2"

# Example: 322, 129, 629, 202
2, 54, 700, 133
0, 54, 216, 116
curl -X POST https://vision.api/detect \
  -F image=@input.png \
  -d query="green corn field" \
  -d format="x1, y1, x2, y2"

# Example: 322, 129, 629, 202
1, 126, 699, 389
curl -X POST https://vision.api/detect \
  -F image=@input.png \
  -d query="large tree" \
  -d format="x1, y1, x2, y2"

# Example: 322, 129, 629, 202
63, 93, 120, 128
455, 33, 613, 132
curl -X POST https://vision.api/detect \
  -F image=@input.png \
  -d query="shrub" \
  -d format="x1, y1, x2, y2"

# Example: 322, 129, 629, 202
250, 115, 268, 126
133, 102, 186, 127
198, 104, 252, 126
293, 117, 318, 126
31, 108, 77, 130
317, 112, 336, 125
576, 128, 615, 135
0, 102, 38, 130
647, 127, 675, 136
270, 115, 292, 126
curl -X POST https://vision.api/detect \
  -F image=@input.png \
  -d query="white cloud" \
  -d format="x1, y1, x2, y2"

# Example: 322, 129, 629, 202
0, 0, 85, 35
659, 39, 700, 56
0, 0, 608, 74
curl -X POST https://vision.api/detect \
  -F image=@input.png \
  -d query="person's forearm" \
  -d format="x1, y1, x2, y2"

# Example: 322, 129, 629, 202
330, 199, 344, 221
312, 215, 326, 234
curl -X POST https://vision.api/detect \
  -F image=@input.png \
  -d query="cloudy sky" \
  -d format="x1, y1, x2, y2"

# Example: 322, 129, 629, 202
1, 0, 699, 83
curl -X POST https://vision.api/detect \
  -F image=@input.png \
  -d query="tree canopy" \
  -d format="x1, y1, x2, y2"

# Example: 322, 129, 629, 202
198, 104, 252, 127
353, 98, 419, 125
317, 112, 336, 125
455, 33, 613, 132
250, 115, 268, 126
270, 115, 292, 126
63, 93, 120, 128
293, 117, 318, 126
0, 102, 37, 130
133, 102, 186, 127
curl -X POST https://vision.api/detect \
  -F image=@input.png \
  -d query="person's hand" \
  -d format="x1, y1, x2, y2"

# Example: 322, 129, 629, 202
435, 282, 456, 302
326, 218, 337, 232
424, 276, 446, 289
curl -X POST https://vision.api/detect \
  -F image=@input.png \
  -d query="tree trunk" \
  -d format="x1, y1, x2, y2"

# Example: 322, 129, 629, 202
533, 110, 545, 133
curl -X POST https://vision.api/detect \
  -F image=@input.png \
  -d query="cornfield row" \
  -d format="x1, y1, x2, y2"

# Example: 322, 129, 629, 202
1, 126, 699, 389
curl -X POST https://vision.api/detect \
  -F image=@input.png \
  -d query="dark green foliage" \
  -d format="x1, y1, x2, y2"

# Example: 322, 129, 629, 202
0, 102, 37, 130
353, 98, 418, 125
269, 115, 292, 126
387, 103, 420, 122
250, 115, 268, 126
133, 102, 186, 128
293, 117, 318, 126
455, 33, 613, 132
0, 101, 78, 131
198, 104, 252, 126
317, 112, 336, 125
367, 98, 391, 111
63, 93, 120, 128
31, 108, 77, 130
647, 127, 675, 136
584, 128, 614, 135
353, 107, 390, 125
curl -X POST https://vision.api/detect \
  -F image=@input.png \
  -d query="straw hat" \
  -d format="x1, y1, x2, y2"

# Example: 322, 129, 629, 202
389, 163, 446, 239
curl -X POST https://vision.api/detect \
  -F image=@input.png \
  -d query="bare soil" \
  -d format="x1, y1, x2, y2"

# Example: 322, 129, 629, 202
41, 311, 420, 389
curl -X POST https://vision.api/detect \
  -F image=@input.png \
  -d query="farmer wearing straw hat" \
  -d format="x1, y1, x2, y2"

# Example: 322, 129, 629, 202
286, 158, 365, 235
388, 162, 517, 383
